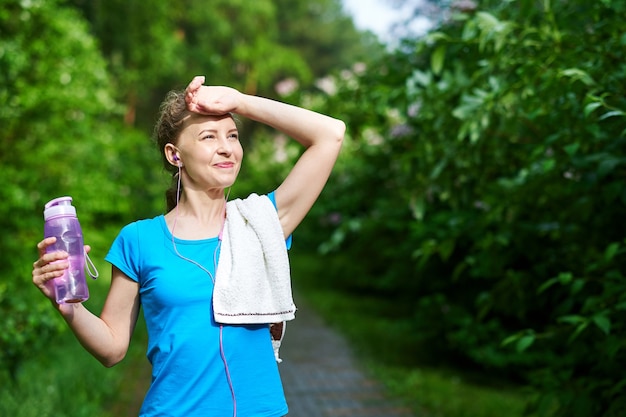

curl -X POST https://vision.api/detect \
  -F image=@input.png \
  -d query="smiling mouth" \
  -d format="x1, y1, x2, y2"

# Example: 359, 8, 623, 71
214, 162, 235, 168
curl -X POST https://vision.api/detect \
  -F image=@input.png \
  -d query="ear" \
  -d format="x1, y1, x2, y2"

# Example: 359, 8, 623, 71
164, 143, 181, 167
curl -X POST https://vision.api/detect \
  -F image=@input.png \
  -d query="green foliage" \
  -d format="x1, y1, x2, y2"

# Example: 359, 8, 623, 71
0, 0, 385, 411
0, 280, 148, 417
0, 336, 118, 417
67, 0, 378, 132
0, 0, 162, 377
316, 0, 626, 415
273, 0, 384, 79
0, 0, 109, 376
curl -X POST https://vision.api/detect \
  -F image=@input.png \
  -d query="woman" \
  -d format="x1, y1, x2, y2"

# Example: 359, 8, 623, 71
32, 75, 345, 417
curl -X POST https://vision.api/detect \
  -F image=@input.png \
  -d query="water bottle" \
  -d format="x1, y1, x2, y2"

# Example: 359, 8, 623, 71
43, 196, 91, 304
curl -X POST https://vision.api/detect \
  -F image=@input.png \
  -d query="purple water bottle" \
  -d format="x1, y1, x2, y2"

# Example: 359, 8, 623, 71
43, 196, 90, 304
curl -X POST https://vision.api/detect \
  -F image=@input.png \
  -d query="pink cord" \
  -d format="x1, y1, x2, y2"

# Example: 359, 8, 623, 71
220, 325, 237, 417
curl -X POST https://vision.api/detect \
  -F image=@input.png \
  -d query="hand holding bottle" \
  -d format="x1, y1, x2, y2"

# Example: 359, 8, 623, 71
33, 196, 97, 304
32, 236, 92, 303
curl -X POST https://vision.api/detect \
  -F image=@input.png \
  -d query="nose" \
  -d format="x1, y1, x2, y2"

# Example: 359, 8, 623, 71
217, 136, 233, 155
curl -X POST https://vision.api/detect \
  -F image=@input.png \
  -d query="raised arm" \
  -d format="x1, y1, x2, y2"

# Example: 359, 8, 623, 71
185, 76, 345, 237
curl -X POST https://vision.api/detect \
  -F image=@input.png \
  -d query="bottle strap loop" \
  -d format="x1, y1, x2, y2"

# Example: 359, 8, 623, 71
84, 250, 99, 280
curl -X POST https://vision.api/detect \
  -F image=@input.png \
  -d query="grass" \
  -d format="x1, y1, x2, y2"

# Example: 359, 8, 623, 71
290, 250, 532, 417
374, 365, 530, 417
1, 293, 119, 417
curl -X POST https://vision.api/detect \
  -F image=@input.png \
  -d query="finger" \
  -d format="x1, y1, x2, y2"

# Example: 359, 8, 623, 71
33, 260, 68, 287
34, 270, 63, 289
185, 76, 205, 96
32, 250, 68, 269
36, 260, 69, 277
36, 237, 56, 257
190, 75, 205, 88
185, 90, 198, 108
84, 244, 91, 254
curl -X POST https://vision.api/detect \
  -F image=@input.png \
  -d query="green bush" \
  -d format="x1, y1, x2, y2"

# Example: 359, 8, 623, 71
314, 0, 626, 415
0, 0, 160, 377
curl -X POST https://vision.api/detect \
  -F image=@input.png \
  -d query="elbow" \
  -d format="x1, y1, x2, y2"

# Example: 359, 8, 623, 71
100, 355, 124, 368
323, 119, 345, 152
96, 349, 127, 368
334, 120, 346, 145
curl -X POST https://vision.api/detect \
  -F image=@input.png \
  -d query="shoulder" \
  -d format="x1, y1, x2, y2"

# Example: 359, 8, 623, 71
229, 192, 276, 210
115, 216, 164, 240
106, 216, 165, 280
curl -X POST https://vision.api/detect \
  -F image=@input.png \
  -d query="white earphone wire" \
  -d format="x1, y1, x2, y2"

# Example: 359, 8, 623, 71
170, 164, 237, 417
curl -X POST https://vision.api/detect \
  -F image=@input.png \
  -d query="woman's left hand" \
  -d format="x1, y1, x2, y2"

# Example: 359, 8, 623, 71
185, 76, 242, 115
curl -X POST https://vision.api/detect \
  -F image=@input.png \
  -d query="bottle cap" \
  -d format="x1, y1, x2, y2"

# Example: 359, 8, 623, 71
44, 196, 77, 220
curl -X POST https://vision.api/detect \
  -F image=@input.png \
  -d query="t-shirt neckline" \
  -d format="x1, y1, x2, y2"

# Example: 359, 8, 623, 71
158, 215, 220, 245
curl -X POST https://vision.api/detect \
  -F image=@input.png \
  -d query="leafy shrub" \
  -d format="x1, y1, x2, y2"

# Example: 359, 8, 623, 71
0, 0, 159, 376
316, 0, 626, 415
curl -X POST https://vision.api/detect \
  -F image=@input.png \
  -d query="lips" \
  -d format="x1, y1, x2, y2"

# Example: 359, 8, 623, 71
214, 161, 235, 168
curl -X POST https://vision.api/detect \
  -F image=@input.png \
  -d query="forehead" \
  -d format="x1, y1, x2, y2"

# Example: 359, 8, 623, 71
182, 113, 237, 135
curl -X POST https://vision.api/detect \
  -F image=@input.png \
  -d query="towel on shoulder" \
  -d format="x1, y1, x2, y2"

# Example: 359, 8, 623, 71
213, 193, 297, 325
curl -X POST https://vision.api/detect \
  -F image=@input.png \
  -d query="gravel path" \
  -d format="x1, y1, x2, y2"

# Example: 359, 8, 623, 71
278, 298, 415, 417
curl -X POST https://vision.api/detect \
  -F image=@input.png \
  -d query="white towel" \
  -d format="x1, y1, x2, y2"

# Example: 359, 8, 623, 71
213, 193, 296, 324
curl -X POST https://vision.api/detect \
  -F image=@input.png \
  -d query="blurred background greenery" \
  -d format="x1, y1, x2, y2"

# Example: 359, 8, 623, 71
1, 0, 625, 416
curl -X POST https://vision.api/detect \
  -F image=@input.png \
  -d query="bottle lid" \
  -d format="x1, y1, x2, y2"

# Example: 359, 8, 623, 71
44, 196, 77, 220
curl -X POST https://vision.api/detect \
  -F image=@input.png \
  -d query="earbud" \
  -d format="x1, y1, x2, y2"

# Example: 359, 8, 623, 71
173, 154, 182, 167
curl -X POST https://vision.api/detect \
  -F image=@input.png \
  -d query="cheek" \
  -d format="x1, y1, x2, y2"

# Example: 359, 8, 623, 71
235, 143, 244, 160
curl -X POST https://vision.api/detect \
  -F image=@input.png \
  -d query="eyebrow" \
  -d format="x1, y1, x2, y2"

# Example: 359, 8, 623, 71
197, 129, 216, 137
197, 128, 238, 137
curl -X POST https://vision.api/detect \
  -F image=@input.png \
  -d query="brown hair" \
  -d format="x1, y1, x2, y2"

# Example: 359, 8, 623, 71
153, 89, 191, 212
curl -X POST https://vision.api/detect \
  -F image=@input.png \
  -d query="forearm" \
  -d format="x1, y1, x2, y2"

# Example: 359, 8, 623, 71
235, 94, 345, 236
56, 303, 128, 367
185, 78, 345, 147
236, 94, 345, 148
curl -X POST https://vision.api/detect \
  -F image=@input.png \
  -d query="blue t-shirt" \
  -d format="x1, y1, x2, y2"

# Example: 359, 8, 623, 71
105, 193, 288, 417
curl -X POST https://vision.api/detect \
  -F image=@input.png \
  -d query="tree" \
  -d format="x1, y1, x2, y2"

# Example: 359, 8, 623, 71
318, 0, 626, 414
0, 0, 385, 380
273, 0, 383, 80
0, 0, 157, 378
67, 0, 383, 132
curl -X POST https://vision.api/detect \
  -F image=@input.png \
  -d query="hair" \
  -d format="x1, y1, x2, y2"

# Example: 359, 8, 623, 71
154, 89, 241, 212
153, 89, 191, 212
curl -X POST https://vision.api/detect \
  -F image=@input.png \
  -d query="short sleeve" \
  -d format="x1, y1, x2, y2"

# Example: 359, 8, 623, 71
267, 191, 293, 250
104, 222, 141, 282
